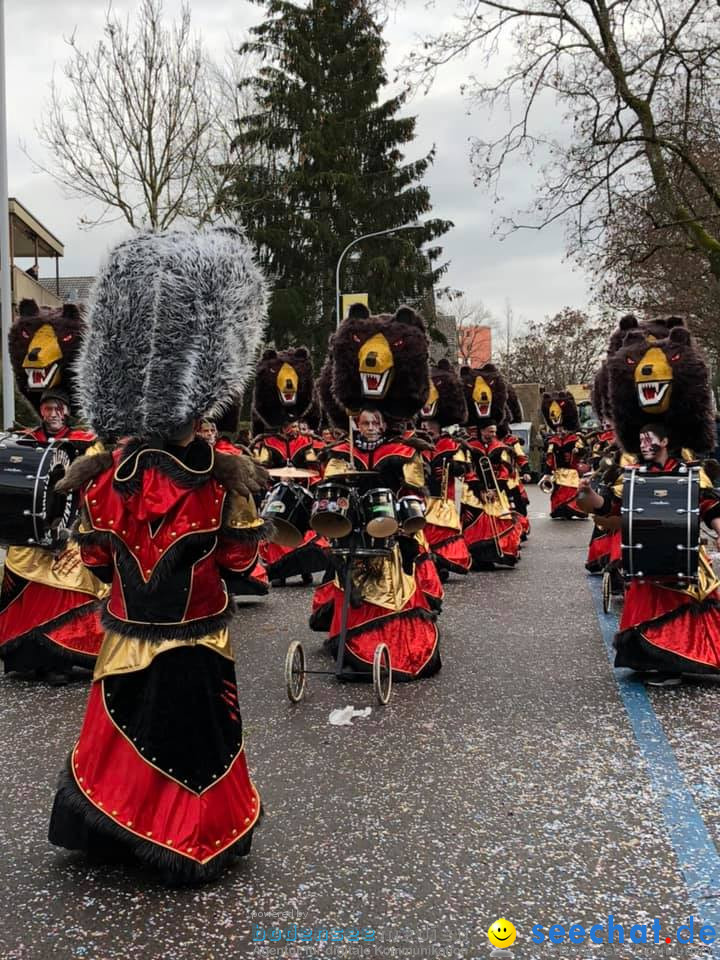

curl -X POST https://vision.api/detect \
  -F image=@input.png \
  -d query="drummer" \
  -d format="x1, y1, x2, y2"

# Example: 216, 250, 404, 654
580, 422, 720, 685
309, 302, 446, 680
0, 388, 107, 685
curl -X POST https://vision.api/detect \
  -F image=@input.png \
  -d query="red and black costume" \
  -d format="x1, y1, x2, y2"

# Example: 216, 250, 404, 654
419, 360, 471, 578
0, 422, 107, 678
459, 364, 522, 568
462, 434, 521, 567
310, 303, 442, 681
49, 441, 265, 881
596, 458, 720, 675
497, 427, 531, 539
584, 427, 620, 574
48, 224, 270, 884
541, 392, 588, 520
251, 347, 329, 585
310, 433, 442, 679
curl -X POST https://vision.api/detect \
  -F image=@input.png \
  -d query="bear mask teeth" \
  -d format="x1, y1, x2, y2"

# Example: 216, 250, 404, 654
638, 381, 670, 407
26, 364, 59, 390
361, 370, 392, 397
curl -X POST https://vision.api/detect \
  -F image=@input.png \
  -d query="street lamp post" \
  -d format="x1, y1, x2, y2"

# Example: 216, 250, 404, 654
335, 222, 422, 328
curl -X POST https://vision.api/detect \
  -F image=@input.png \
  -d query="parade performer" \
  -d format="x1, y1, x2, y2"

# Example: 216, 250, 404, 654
0, 302, 108, 685
419, 359, 471, 579
459, 364, 522, 568
198, 419, 269, 597
583, 421, 621, 574
310, 303, 441, 680
540, 391, 588, 519
251, 348, 329, 586
498, 385, 531, 539
580, 322, 720, 685
48, 226, 269, 884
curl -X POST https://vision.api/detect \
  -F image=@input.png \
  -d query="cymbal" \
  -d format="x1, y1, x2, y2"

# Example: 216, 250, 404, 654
268, 466, 316, 479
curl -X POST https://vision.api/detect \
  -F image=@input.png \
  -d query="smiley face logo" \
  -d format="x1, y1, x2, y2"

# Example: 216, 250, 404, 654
487, 918, 517, 949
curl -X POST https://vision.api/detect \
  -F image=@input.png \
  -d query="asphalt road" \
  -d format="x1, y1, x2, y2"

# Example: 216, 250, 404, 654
2, 488, 720, 960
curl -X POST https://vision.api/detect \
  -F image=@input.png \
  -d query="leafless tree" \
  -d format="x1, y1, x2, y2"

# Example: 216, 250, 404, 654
406, 1, 720, 283
453, 296, 496, 366
33, 0, 248, 229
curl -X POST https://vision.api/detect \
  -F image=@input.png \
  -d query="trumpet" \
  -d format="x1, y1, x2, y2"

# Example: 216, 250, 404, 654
539, 474, 554, 495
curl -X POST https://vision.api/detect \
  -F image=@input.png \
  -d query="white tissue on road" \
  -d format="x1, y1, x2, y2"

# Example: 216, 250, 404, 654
328, 706, 372, 726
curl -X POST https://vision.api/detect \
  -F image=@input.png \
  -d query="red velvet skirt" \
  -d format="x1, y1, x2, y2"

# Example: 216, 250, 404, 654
615, 580, 720, 675
49, 644, 260, 883
550, 483, 587, 520
462, 506, 521, 565
424, 521, 471, 574
0, 573, 104, 672
310, 573, 440, 681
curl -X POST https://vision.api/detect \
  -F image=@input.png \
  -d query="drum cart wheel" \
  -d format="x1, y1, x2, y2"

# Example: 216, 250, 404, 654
602, 570, 612, 614
372, 643, 392, 705
285, 640, 306, 702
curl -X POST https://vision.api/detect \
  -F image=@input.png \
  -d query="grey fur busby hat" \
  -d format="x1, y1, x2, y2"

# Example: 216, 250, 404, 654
76, 226, 268, 441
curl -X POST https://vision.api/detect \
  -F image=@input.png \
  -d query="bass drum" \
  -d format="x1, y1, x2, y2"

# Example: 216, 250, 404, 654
621, 465, 700, 582
0, 433, 81, 548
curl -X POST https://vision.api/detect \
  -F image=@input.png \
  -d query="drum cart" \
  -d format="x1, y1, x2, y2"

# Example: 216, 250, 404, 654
284, 537, 393, 706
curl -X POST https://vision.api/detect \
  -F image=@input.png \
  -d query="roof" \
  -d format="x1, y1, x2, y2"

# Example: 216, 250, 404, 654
9, 198, 64, 258
38, 276, 95, 303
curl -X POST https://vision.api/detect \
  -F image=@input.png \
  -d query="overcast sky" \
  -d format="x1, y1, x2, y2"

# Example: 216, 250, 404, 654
5, 0, 591, 331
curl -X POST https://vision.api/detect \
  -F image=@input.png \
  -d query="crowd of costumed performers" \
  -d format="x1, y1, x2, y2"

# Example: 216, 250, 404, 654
0, 300, 108, 685
539, 391, 589, 520
309, 303, 444, 681
416, 359, 472, 581
498, 385, 532, 540
458, 363, 524, 569
249, 347, 330, 587
47, 226, 270, 884
579, 316, 720, 687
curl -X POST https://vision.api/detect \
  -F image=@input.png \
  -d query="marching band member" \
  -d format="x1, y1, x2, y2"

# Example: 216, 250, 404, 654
48, 226, 270, 884
419, 360, 471, 580
580, 323, 720, 685
540, 391, 588, 519
251, 348, 329, 586
0, 384, 108, 685
459, 364, 522, 569
310, 304, 441, 680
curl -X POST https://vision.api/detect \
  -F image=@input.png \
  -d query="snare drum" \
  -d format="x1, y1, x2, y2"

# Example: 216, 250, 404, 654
311, 481, 355, 538
0, 433, 80, 548
361, 488, 398, 538
261, 482, 313, 547
621, 466, 700, 582
397, 495, 426, 534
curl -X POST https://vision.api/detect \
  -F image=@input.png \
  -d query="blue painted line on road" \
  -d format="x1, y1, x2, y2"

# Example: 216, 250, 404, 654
589, 577, 720, 951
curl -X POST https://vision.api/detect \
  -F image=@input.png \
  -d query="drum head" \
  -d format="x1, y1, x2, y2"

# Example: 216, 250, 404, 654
366, 515, 398, 538
400, 514, 426, 534
313, 511, 353, 539
271, 518, 305, 548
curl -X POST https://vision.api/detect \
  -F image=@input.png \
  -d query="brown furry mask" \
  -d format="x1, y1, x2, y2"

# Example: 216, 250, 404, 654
460, 363, 507, 427
420, 359, 468, 428
317, 357, 349, 431
252, 346, 314, 429
9, 299, 84, 412
593, 314, 686, 422
608, 325, 714, 455
541, 391, 580, 431
329, 304, 430, 421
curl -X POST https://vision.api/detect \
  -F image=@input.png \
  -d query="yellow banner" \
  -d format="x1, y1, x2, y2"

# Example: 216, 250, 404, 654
341, 293, 369, 319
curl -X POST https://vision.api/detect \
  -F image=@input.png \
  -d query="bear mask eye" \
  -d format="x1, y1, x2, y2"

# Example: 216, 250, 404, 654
352, 334, 362, 344
62, 334, 73, 343
626, 356, 637, 366
21, 329, 30, 340
670, 352, 681, 362
393, 338, 404, 348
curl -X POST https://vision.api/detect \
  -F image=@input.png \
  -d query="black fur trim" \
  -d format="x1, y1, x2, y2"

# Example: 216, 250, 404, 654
1, 622, 98, 673
56, 452, 114, 494
100, 603, 235, 642
49, 763, 254, 885
110, 533, 217, 597
114, 441, 213, 495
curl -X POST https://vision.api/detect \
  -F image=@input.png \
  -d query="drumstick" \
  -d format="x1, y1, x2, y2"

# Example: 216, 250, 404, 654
348, 416, 356, 469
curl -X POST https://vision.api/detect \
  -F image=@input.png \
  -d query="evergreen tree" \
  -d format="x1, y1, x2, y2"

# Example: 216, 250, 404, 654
228, 0, 453, 359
